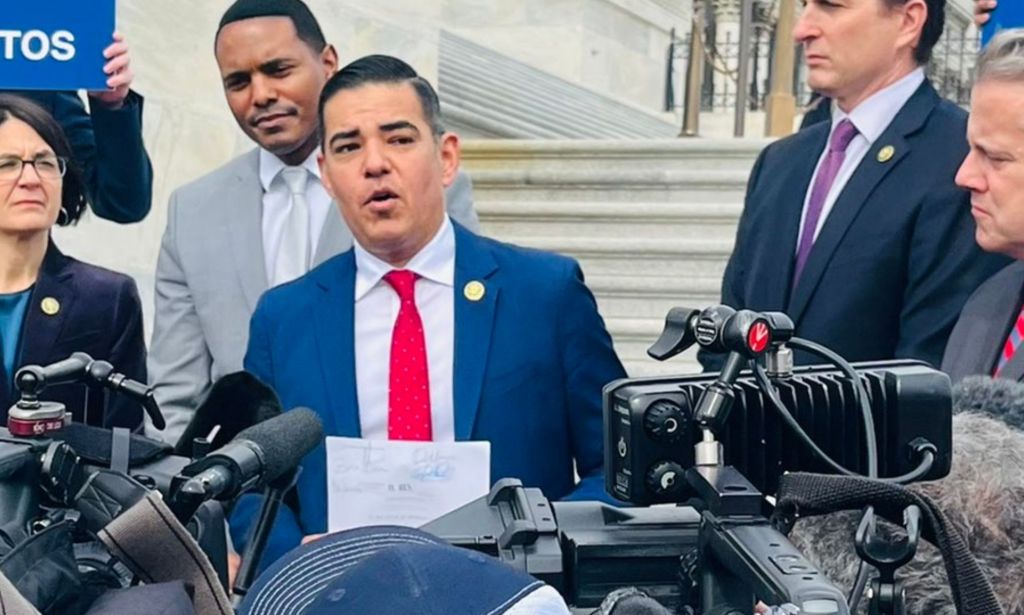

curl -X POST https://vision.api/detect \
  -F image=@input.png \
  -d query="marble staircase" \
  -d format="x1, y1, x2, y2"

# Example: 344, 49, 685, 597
461, 138, 769, 376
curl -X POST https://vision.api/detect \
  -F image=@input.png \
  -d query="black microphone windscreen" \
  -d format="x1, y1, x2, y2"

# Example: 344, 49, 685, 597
174, 371, 282, 457
953, 375, 1024, 432
237, 407, 324, 484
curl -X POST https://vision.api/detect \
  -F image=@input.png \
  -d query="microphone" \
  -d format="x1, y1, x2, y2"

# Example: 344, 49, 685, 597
953, 375, 1024, 432
174, 372, 283, 458
178, 408, 323, 501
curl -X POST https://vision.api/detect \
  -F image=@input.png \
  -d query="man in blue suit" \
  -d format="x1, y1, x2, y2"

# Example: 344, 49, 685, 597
230, 55, 625, 566
702, 0, 1008, 370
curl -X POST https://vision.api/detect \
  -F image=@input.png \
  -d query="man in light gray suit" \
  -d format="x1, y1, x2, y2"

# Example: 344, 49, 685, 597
147, 0, 479, 443
943, 29, 1024, 383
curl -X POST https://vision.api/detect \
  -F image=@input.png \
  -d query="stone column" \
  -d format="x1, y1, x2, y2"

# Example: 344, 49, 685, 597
764, 0, 796, 136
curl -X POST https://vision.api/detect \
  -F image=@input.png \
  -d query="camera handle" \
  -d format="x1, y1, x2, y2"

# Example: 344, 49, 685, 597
855, 505, 920, 615
685, 465, 850, 615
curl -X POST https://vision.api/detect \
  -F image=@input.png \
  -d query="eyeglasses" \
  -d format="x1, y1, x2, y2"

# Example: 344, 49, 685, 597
0, 155, 67, 181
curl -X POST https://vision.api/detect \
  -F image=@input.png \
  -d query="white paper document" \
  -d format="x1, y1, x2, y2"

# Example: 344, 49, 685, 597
325, 436, 491, 532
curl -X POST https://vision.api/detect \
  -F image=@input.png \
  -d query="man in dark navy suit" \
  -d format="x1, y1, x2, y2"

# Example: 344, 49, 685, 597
703, 0, 1009, 370
229, 55, 625, 568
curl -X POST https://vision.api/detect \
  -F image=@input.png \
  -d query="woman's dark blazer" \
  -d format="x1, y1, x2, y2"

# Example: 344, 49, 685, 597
0, 242, 146, 430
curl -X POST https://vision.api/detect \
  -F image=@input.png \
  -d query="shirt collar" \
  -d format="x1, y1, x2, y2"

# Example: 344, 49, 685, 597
831, 67, 925, 144
258, 147, 323, 192
354, 215, 455, 301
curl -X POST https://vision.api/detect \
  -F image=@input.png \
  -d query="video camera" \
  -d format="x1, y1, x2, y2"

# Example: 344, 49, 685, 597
428, 305, 957, 614
0, 306, 975, 615
0, 355, 323, 614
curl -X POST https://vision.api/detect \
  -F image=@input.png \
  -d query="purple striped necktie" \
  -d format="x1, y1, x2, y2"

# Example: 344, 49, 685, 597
995, 305, 1024, 377
792, 119, 859, 287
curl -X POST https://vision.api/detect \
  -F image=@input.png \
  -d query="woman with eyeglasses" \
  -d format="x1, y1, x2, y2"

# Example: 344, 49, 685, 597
0, 94, 145, 430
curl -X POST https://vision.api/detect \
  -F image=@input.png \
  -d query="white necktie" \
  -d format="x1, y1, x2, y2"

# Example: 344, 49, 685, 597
273, 166, 311, 286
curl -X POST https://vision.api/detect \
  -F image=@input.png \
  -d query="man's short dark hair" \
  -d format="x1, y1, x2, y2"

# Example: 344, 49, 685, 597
318, 55, 445, 145
216, 0, 326, 52
0, 94, 87, 225
885, 0, 944, 65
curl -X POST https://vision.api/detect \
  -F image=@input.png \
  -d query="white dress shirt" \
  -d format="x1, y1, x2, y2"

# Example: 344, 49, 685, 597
354, 216, 456, 441
797, 68, 925, 246
259, 148, 333, 284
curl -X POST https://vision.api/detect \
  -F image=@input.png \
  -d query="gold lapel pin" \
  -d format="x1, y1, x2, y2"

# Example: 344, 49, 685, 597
463, 280, 485, 302
877, 145, 896, 163
40, 297, 60, 316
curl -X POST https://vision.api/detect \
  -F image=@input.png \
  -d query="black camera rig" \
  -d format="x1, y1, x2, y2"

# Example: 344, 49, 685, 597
429, 305, 955, 614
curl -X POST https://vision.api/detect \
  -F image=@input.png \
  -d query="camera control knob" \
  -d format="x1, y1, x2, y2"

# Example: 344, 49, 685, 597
646, 460, 687, 497
644, 400, 688, 443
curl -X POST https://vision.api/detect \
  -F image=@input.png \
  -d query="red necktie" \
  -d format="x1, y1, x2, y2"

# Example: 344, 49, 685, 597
383, 270, 432, 440
994, 305, 1024, 378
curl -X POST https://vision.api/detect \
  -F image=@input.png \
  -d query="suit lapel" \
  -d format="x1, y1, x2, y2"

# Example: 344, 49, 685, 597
788, 82, 940, 324
452, 224, 499, 441
312, 203, 353, 267
227, 150, 269, 310
759, 127, 828, 311
312, 253, 360, 436
19, 243, 75, 369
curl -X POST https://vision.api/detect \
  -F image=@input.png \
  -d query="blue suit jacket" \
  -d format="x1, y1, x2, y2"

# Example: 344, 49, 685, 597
0, 242, 146, 429
701, 81, 1010, 369
9, 90, 153, 223
232, 222, 625, 566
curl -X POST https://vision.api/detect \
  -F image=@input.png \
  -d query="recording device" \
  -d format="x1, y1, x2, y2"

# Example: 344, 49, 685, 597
0, 359, 319, 613
607, 306, 950, 504
425, 479, 847, 614
607, 360, 950, 504
171, 408, 323, 505
8, 352, 165, 437
428, 305, 959, 614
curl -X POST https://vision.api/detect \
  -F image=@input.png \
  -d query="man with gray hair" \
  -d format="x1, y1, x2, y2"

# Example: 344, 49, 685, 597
943, 30, 1024, 383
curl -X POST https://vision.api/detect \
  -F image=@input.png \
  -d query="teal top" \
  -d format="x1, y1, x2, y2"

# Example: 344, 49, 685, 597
0, 288, 31, 387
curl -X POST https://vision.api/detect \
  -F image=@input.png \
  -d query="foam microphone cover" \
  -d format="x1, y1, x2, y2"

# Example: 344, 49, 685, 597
236, 407, 324, 485
953, 375, 1024, 432
174, 371, 283, 457
598, 588, 674, 615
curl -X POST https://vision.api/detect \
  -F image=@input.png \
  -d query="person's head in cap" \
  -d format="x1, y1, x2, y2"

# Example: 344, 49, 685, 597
240, 525, 571, 614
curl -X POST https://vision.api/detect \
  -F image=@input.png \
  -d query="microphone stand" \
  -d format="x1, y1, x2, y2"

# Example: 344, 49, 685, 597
231, 469, 299, 606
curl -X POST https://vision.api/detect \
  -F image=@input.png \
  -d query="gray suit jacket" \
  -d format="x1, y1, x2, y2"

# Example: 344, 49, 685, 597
942, 261, 1024, 383
146, 148, 480, 443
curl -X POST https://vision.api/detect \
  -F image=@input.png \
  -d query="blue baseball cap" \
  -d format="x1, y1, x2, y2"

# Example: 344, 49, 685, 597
240, 525, 571, 614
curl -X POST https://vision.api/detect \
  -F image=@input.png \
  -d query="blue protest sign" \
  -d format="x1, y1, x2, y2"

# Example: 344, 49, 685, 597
0, 0, 115, 91
982, 3, 1024, 46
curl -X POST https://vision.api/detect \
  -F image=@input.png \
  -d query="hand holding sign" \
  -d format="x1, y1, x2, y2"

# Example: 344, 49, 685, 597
1, 1, 115, 91
976, 0, 997, 26
89, 32, 133, 109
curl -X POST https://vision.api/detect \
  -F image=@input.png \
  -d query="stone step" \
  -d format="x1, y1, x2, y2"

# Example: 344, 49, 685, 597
461, 139, 768, 173
588, 276, 720, 319
496, 235, 733, 260
597, 294, 721, 321
623, 353, 703, 378
439, 32, 678, 139
476, 199, 744, 220
467, 168, 750, 203
482, 220, 737, 241
579, 253, 729, 279
586, 274, 721, 297
479, 202, 740, 239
